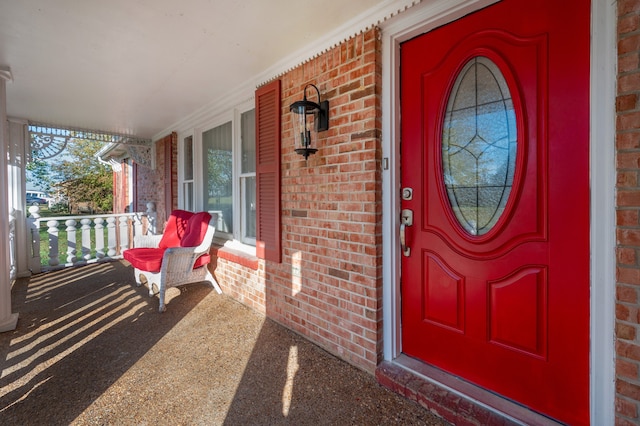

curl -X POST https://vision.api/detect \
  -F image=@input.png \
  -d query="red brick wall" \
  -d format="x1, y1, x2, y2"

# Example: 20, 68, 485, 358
171, 132, 178, 212
210, 251, 264, 312
111, 160, 129, 213
113, 168, 122, 213
122, 160, 129, 211
618, 1, 640, 424
135, 133, 176, 231
212, 28, 383, 372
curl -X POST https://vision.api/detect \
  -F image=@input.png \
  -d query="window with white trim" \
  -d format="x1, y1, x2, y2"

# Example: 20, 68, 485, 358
240, 109, 256, 245
194, 107, 256, 247
183, 135, 194, 211
203, 121, 233, 236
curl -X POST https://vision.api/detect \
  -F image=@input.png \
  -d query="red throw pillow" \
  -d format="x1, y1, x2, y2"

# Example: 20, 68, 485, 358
158, 210, 193, 249
180, 212, 212, 247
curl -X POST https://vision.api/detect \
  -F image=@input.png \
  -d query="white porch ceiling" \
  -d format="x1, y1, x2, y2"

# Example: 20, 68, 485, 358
0, 0, 398, 140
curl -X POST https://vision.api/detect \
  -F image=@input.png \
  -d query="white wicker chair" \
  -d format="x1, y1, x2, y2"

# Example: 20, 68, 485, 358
124, 211, 222, 312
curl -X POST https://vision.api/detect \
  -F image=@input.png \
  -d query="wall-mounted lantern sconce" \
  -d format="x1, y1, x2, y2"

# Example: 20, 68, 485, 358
289, 83, 329, 160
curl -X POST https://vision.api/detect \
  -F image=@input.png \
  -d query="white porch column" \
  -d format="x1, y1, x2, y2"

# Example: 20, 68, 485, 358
8, 119, 30, 278
0, 67, 18, 332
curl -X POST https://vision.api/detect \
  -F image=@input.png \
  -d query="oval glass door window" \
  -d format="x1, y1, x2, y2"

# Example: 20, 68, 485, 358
442, 56, 517, 236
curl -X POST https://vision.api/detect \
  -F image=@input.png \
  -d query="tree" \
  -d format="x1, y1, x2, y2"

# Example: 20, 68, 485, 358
26, 158, 53, 194
206, 149, 232, 203
51, 139, 113, 213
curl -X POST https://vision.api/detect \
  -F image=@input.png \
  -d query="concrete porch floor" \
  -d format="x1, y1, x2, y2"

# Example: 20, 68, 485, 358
0, 260, 448, 425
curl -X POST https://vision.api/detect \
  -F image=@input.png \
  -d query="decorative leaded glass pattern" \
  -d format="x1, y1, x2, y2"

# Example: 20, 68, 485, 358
442, 56, 517, 236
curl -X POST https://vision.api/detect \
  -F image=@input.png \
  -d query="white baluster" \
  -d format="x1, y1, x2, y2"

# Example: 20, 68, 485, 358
133, 214, 143, 239
28, 205, 40, 220
107, 217, 117, 257
65, 219, 77, 264
47, 219, 60, 267
146, 202, 157, 234
119, 216, 129, 254
94, 217, 105, 259
80, 218, 92, 261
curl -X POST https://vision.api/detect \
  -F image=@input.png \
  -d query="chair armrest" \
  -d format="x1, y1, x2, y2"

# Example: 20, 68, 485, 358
164, 245, 209, 258
134, 234, 163, 248
162, 246, 209, 270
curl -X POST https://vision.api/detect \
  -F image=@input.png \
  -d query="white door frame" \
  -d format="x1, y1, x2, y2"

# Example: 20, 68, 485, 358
379, 0, 616, 424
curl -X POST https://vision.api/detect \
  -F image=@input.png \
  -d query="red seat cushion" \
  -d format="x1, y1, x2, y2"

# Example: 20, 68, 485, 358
124, 247, 166, 272
124, 247, 211, 271
180, 212, 212, 247
159, 210, 194, 249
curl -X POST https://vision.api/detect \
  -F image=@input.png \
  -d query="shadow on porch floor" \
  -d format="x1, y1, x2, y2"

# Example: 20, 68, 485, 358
0, 261, 448, 425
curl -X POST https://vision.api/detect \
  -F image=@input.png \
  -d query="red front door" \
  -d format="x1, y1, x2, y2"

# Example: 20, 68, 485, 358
400, 1, 590, 424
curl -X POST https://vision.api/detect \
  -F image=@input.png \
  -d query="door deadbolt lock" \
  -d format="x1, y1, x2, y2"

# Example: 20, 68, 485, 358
402, 187, 413, 200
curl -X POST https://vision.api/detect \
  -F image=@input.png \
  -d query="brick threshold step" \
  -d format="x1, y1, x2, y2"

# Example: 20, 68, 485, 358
375, 354, 564, 426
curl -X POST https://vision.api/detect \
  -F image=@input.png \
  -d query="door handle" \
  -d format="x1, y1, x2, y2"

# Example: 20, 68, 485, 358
400, 209, 413, 257
400, 223, 410, 257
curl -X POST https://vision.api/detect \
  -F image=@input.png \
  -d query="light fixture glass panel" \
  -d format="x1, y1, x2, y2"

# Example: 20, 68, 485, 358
291, 102, 318, 150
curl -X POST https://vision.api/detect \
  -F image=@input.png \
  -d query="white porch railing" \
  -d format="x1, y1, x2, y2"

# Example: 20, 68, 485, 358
25, 205, 157, 273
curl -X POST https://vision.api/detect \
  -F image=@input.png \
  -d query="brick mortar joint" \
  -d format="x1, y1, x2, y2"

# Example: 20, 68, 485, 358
616, 315, 640, 325
618, 146, 640, 153
617, 375, 640, 388
617, 263, 640, 270
618, 6, 640, 17
618, 110, 640, 117
617, 394, 640, 407
616, 177, 640, 181
616, 225, 640, 231
619, 31, 640, 41
618, 67, 640, 76
617, 132, 640, 140
617, 90, 640, 98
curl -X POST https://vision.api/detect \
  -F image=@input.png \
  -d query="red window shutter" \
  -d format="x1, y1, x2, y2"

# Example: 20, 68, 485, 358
163, 132, 176, 214
255, 79, 281, 263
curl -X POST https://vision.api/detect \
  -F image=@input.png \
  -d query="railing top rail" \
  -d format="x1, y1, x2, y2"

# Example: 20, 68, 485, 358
30, 211, 146, 223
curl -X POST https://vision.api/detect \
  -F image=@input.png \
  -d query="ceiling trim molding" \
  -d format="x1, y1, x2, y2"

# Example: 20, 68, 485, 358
256, 0, 421, 87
